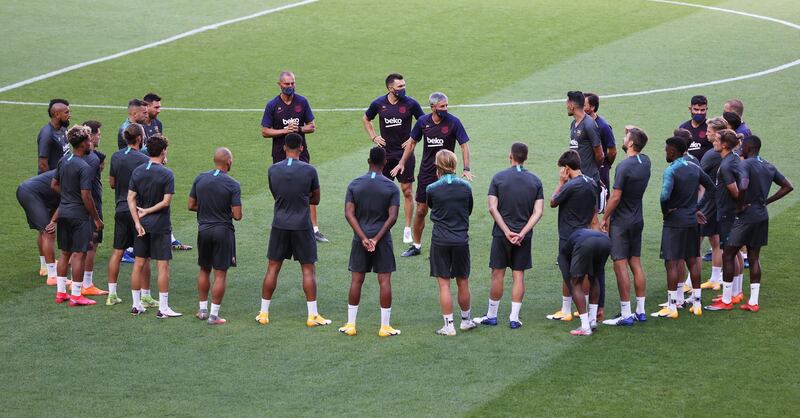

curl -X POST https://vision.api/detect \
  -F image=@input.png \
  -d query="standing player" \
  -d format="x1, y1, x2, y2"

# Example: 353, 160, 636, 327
17, 170, 60, 285
678, 95, 711, 161
601, 126, 651, 325
107, 124, 151, 305
390, 92, 473, 257
426, 150, 476, 336
706, 129, 745, 310
256, 133, 331, 327
37, 99, 70, 174
560, 229, 612, 336
547, 150, 598, 322
696, 118, 727, 290
189, 148, 242, 325
79, 121, 109, 296
338, 147, 401, 337
723, 136, 793, 311
724, 99, 752, 137
362, 73, 424, 244
652, 137, 713, 319
260, 71, 327, 243
142, 93, 163, 139
128, 134, 181, 318
473, 142, 544, 329
51, 125, 103, 306
584, 92, 617, 200
117, 99, 148, 150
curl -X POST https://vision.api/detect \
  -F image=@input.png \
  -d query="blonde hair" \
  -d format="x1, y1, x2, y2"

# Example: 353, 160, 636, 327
435, 149, 457, 176
706, 116, 728, 132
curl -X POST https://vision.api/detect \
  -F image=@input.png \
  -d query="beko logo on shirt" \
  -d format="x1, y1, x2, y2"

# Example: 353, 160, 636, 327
282, 117, 300, 126
426, 137, 444, 147
689, 141, 701, 150
569, 139, 578, 149
384, 117, 402, 128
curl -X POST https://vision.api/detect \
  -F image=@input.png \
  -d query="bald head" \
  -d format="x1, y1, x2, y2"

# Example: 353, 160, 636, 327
214, 147, 233, 171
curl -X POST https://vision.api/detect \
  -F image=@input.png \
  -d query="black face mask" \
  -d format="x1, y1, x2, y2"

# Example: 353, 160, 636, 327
393, 88, 406, 99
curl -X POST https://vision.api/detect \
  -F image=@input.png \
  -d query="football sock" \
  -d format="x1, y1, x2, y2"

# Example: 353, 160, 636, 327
749, 283, 760, 305
313, 225, 320, 233
39, 256, 46, 268
347, 304, 358, 324
307, 300, 318, 316
210, 303, 220, 317
460, 309, 470, 321
620, 300, 631, 318
71, 282, 82, 297
260, 298, 271, 313
142, 288, 151, 298
579, 313, 590, 330
159, 292, 169, 309
443, 313, 454, 327
692, 289, 702, 307
380, 307, 391, 327
722, 282, 733, 304
56, 276, 67, 293
711, 266, 722, 282
734, 274, 744, 295
132, 290, 141, 308
584, 294, 589, 308
83, 271, 93, 288
667, 290, 677, 311
108, 283, 117, 295
487, 298, 499, 318
588, 304, 598, 324
171, 233, 177, 243
510, 302, 522, 322
561, 296, 572, 314
413, 243, 421, 250
676, 282, 685, 304
46, 263, 57, 278
199, 300, 208, 311
636, 297, 646, 314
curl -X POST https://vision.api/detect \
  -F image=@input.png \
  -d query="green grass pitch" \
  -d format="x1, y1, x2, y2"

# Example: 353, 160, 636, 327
1, 0, 799, 415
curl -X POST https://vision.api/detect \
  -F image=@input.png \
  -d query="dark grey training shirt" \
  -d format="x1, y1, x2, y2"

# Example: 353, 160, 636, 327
488, 165, 543, 237
345, 171, 400, 238
611, 153, 651, 227
569, 116, 602, 181
427, 173, 473, 246
190, 169, 242, 231
55, 154, 93, 220
738, 156, 786, 224
553, 175, 597, 245
267, 157, 319, 230
129, 161, 175, 234
110, 147, 149, 212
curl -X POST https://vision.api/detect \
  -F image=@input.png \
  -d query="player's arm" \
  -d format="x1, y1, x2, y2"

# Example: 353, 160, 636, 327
188, 196, 198, 212
50, 177, 60, 195
587, 122, 605, 166
37, 131, 50, 172
550, 169, 570, 208
38, 158, 49, 173
46, 208, 59, 234
232, 205, 243, 221
660, 169, 675, 216
460, 142, 473, 181
606, 146, 617, 165
391, 139, 416, 177
767, 176, 794, 205
139, 193, 173, 217
109, 175, 116, 189
231, 184, 243, 221
373, 205, 398, 244
299, 119, 315, 135
519, 198, 545, 237
81, 189, 103, 230
603, 124, 617, 165
127, 190, 145, 236
362, 115, 385, 146
488, 195, 514, 239
309, 188, 321, 206
261, 126, 291, 138
724, 178, 739, 199
601, 189, 622, 231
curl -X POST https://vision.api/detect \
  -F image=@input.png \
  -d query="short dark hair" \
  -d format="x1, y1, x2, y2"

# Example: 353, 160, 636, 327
82, 120, 102, 134
627, 128, 648, 152
385, 73, 404, 88
128, 98, 146, 109
672, 128, 692, 149
666, 136, 688, 155
48, 98, 69, 117
143, 92, 162, 103
67, 125, 90, 148
284, 133, 302, 150
584, 92, 599, 112
742, 135, 761, 153
557, 150, 581, 170
718, 129, 741, 150
567, 91, 584, 107
690, 95, 708, 106
722, 111, 742, 130
511, 142, 528, 163
146, 133, 168, 157
123, 123, 144, 145
369, 146, 386, 166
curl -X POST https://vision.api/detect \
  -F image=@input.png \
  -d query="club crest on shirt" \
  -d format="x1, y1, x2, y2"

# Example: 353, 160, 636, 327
294, 105, 303, 113
698, 130, 706, 139
399, 106, 407, 114
441, 125, 450, 134
576, 129, 582, 136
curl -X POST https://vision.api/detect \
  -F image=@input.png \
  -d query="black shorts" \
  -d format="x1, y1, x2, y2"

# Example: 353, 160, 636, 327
267, 227, 317, 264
18, 191, 53, 231
383, 156, 415, 184
57, 217, 94, 253
726, 219, 768, 249
489, 234, 532, 271
197, 226, 237, 271
430, 244, 470, 279
660, 226, 700, 261
415, 173, 437, 204
699, 211, 719, 237
610, 222, 643, 261
134, 232, 173, 260
718, 216, 734, 245
349, 236, 396, 273
564, 237, 611, 282
113, 211, 137, 250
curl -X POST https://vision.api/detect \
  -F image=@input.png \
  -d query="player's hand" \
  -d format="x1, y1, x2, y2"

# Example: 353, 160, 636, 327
135, 222, 146, 237
45, 221, 57, 235
372, 136, 386, 147
559, 167, 570, 184
601, 218, 610, 233
94, 218, 104, 231
462, 170, 474, 182
390, 163, 404, 177
401, 138, 413, 149
137, 206, 148, 218
695, 210, 707, 225
361, 237, 374, 252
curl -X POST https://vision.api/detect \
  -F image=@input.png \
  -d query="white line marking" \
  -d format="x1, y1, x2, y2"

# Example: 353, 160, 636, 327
0, 0, 319, 94
0, 0, 796, 112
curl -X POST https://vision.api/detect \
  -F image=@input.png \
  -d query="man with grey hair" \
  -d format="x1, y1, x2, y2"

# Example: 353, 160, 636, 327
260, 71, 328, 242
391, 92, 473, 257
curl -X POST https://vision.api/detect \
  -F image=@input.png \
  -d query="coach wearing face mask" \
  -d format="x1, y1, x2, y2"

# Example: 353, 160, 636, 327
678, 95, 712, 161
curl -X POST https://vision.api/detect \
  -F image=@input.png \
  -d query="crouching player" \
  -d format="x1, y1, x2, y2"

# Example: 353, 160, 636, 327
189, 148, 242, 325
560, 229, 612, 336
339, 147, 401, 337
17, 170, 60, 285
